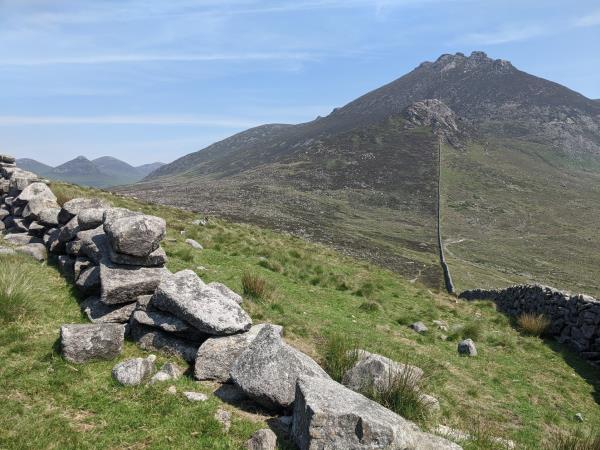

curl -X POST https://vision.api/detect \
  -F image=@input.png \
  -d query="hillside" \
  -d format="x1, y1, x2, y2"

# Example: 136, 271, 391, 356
17, 156, 165, 188
121, 51, 600, 296
1, 179, 599, 449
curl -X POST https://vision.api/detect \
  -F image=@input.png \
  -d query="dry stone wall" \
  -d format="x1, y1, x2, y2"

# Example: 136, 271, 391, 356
460, 285, 600, 365
0, 154, 461, 450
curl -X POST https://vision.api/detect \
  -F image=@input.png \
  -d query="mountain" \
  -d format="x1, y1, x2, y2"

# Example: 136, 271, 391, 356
18, 156, 166, 188
16, 158, 53, 176
121, 51, 600, 296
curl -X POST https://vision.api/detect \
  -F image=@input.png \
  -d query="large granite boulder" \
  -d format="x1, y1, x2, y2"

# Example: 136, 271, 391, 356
81, 296, 137, 323
112, 355, 156, 386
342, 350, 423, 392
104, 211, 165, 257
100, 260, 168, 305
60, 323, 125, 363
77, 226, 105, 263
292, 376, 462, 450
77, 208, 106, 231
59, 198, 109, 224
14, 182, 55, 205
230, 325, 330, 410
207, 281, 243, 305
150, 270, 252, 335
22, 197, 60, 221
195, 323, 282, 382
38, 207, 61, 227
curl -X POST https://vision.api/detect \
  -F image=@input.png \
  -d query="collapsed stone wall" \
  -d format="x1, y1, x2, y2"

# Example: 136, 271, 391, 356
460, 285, 600, 365
0, 154, 461, 450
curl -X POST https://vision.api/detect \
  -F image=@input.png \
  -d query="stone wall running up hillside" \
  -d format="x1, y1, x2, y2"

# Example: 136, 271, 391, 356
0, 154, 461, 450
460, 285, 600, 365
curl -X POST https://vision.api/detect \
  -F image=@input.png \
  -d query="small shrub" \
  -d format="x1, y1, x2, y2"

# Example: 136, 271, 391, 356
359, 301, 380, 313
354, 281, 376, 298
448, 321, 483, 341
546, 430, 600, 450
323, 333, 360, 382
396, 314, 412, 326
241, 272, 268, 300
0, 256, 35, 323
517, 313, 550, 337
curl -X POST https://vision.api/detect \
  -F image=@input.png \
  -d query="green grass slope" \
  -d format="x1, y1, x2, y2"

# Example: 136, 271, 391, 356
1, 182, 599, 449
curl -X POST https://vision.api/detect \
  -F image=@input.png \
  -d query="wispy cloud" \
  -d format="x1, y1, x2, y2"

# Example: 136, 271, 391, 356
574, 9, 600, 28
456, 25, 546, 45
0, 115, 262, 128
0, 52, 315, 66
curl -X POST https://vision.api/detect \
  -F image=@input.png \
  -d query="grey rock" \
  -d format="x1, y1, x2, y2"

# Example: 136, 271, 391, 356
131, 307, 206, 341
151, 270, 252, 335
184, 391, 209, 402
107, 244, 167, 267
76, 266, 100, 296
77, 226, 105, 263
207, 282, 243, 305
195, 323, 282, 382
230, 324, 330, 410
104, 212, 165, 257
575, 412, 584, 422
57, 255, 76, 281
65, 239, 84, 256
0, 246, 15, 255
38, 207, 61, 227
214, 409, 231, 431
74, 257, 92, 280
27, 221, 46, 237
60, 323, 125, 364
14, 182, 56, 205
59, 197, 109, 224
100, 260, 168, 305
213, 384, 248, 403
246, 429, 277, 450
149, 363, 184, 384
4, 233, 40, 245
292, 376, 462, 450
103, 207, 141, 224
0, 209, 8, 220
185, 238, 203, 250
0, 219, 5, 231
77, 208, 106, 230
0, 154, 15, 164
44, 228, 64, 254
22, 197, 60, 220
420, 393, 440, 412
16, 243, 47, 261
81, 296, 136, 323
4, 218, 28, 233
458, 339, 477, 356
112, 355, 156, 386
129, 319, 200, 363
410, 321, 428, 333
342, 350, 423, 392
58, 217, 79, 243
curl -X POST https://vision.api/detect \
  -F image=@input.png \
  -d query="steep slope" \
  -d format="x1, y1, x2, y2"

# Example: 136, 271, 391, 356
122, 51, 600, 294
136, 161, 165, 177
92, 156, 145, 185
15, 158, 53, 176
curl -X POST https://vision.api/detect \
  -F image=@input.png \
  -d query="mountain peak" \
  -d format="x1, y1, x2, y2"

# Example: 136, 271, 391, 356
418, 51, 514, 74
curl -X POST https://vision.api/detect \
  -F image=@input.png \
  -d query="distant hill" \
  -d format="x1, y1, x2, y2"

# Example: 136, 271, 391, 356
17, 156, 165, 188
122, 51, 600, 296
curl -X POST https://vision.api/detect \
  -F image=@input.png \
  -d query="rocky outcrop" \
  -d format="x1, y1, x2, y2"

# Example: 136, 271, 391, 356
460, 285, 600, 364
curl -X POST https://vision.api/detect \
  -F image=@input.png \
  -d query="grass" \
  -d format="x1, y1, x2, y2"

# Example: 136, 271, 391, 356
322, 333, 360, 382
1, 180, 599, 449
545, 430, 600, 450
0, 255, 37, 323
241, 272, 269, 300
517, 313, 550, 337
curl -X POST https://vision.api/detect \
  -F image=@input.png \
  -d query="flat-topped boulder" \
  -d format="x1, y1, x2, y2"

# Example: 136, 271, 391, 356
150, 269, 252, 335
100, 260, 169, 305
292, 376, 462, 450
59, 197, 109, 224
131, 306, 206, 341
104, 210, 165, 257
230, 324, 330, 410
195, 323, 282, 382
60, 323, 125, 363
107, 245, 167, 267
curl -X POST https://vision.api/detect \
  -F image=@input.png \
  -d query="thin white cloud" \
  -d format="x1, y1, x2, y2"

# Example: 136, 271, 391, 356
456, 25, 546, 45
574, 9, 600, 28
0, 115, 262, 128
0, 52, 315, 66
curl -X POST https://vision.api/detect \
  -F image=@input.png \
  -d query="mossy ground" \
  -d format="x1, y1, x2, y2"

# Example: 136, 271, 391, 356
0, 181, 598, 449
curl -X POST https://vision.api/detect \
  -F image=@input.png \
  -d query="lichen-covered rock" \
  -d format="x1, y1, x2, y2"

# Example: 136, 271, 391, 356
207, 282, 243, 305
60, 323, 124, 363
15, 243, 47, 261
44, 228, 64, 254
100, 260, 168, 305
38, 207, 61, 227
74, 257, 92, 280
104, 212, 165, 257
458, 339, 477, 356
292, 376, 462, 450
22, 197, 60, 221
4, 233, 40, 245
151, 270, 252, 335
131, 307, 206, 341
246, 429, 277, 450
342, 350, 423, 392
77, 208, 106, 230
149, 362, 183, 384
27, 221, 46, 237
76, 265, 100, 296
230, 324, 330, 410
129, 319, 200, 363
58, 216, 80, 243
59, 198, 109, 224
185, 238, 203, 250
195, 323, 282, 382
14, 182, 56, 205
112, 355, 156, 386
81, 296, 136, 323
77, 226, 105, 263
107, 245, 167, 267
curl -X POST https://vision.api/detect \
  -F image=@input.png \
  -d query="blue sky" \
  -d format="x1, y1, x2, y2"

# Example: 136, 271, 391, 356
0, 0, 598, 166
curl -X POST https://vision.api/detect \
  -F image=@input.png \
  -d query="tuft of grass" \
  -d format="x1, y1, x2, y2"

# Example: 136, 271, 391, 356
171, 246, 194, 262
448, 321, 483, 341
545, 430, 600, 450
517, 313, 550, 337
322, 333, 360, 382
359, 301, 380, 313
0, 255, 36, 323
241, 272, 268, 300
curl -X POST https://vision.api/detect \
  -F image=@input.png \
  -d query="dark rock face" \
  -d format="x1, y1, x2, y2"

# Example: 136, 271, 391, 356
230, 325, 330, 410
292, 375, 461, 450
60, 323, 125, 363
460, 285, 600, 363
76, 266, 101, 296
150, 270, 252, 335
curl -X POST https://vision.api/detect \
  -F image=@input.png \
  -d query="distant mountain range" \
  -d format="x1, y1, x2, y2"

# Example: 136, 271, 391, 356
121, 51, 600, 296
17, 156, 165, 188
